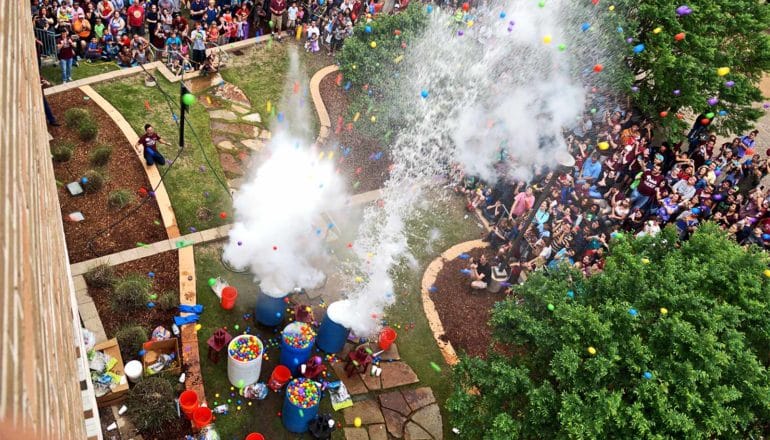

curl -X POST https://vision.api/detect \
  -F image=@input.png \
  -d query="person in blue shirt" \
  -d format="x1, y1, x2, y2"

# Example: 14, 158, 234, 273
738, 130, 758, 157
578, 150, 602, 184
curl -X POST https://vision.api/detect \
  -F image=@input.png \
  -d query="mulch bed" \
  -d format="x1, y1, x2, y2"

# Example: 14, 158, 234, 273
88, 250, 179, 338
430, 247, 506, 358
318, 73, 390, 194
48, 89, 167, 263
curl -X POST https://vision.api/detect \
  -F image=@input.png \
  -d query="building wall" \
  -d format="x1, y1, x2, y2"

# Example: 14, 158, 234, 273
0, 1, 87, 439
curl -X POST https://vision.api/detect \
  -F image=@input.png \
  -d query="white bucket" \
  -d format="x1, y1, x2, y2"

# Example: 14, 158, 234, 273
227, 335, 263, 388
124, 360, 143, 383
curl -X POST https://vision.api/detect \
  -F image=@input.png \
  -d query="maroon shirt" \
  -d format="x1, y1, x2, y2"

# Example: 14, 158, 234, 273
270, 0, 286, 15
138, 133, 161, 152
637, 171, 664, 197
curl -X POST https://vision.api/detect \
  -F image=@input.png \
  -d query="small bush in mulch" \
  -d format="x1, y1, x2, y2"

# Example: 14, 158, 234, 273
126, 376, 178, 438
108, 189, 134, 209
112, 274, 152, 312
77, 118, 99, 141
115, 324, 148, 361
50, 141, 74, 162
89, 146, 113, 166
64, 108, 89, 129
82, 169, 105, 193
84, 263, 116, 288
157, 290, 179, 310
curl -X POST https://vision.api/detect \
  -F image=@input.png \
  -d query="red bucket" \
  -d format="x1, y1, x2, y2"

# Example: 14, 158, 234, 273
221, 286, 238, 310
192, 406, 213, 429
378, 327, 397, 351
245, 434, 265, 440
179, 390, 199, 419
268, 365, 292, 391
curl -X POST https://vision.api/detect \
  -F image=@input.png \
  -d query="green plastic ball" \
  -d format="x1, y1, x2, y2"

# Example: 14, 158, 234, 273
208, 278, 216, 287
547, 303, 555, 311
182, 93, 196, 106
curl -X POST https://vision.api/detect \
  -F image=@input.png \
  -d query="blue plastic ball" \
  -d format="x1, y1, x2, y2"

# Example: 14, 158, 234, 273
365, 25, 372, 33
643, 371, 652, 379
420, 89, 429, 99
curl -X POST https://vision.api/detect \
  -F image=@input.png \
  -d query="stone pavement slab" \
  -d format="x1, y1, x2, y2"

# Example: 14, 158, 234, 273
343, 399, 384, 425
331, 361, 368, 395
404, 421, 431, 440
402, 387, 436, 412
368, 424, 387, 440
411, 404, 442, 440
360, 371, 381, 391
380, 362, 419, 389
344, 427, 369, 440
379, 390, 410, 416
382, 408, 407, 439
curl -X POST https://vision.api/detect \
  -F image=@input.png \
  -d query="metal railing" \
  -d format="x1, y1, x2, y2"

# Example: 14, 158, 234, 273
35, 27, 57, 57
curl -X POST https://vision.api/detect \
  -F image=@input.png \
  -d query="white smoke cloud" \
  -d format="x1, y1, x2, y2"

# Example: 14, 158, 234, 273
223, 47, 346, 297
333, 0, 587, 334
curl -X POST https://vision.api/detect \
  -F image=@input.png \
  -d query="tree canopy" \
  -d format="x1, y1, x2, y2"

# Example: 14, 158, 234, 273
584, 0, 770, 136
448, 224, 770, 439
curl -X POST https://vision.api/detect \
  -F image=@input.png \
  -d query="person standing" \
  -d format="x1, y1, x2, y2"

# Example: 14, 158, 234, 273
127, 0, 145, 35
57, 30, 76, 83
135, 124, 172, 166
190, 22, 207, 69
41, 79, 60, 126
270, 0, 286, 40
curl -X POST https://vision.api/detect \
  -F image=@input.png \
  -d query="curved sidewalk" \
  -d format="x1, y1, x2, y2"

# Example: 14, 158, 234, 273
309, 64, 339, 143
421, 239, 489, 366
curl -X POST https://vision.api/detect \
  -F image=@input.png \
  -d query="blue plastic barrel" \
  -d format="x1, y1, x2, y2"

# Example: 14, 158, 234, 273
255, 290, 287, 326
282, 378, 320, 433
280, 322, 315, 375
316, 309, 349, 353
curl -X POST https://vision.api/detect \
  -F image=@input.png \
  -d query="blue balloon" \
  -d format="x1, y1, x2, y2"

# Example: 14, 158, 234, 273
633, 44, 645, 53
420, 89, 429, 99
426, 4, 433, 13
643, 371, 653, 380
581, 22, 590, 32
365, 25, 372, 33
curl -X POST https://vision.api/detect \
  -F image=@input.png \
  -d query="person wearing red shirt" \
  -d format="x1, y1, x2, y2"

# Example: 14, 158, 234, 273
630, 164, 664, 212
135, 124, 171, 166
270, 0, 287, 40
127, 0, 145, 35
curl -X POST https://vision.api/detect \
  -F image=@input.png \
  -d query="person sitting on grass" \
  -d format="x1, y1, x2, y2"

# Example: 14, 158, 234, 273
135, 124, 172, 166
469, 254, 492, 290
84, 37, 102, 62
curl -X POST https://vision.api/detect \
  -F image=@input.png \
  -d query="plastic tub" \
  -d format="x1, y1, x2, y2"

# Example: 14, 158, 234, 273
221, 286, 238, 310
179, 390, 199, 419
192, 406, 213, 429
280, 322, 316, 375
378, 327, 397, 351
255, 290, 288, 326
124, 360, 143, 383
227, 335, 263, 388
268, 365, 292, 391
245, 434, 265, 440
282, 378, 321, 433
316, 301, 350, 353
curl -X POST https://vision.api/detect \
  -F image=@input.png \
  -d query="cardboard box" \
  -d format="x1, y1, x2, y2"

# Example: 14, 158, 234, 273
142, 338, 181, 376
93, 338, 129, 408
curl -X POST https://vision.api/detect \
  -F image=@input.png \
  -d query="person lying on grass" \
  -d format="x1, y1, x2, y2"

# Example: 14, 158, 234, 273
135, 124, 172, 166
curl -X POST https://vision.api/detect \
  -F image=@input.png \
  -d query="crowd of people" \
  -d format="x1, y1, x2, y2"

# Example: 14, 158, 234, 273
455, 94, 769, 287
32, 0, 406, 81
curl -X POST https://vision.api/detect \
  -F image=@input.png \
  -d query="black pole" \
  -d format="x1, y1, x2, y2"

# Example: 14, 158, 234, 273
179, 81, 186, 149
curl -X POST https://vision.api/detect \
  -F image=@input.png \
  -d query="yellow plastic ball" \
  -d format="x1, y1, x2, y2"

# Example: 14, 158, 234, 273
371, 116, 377, 123
608, 5, 615, 11
641, 258, 650, 264
587, 346, 597, 355
354, 417, 362, 428
717, 67, 731, 77
542, 34, 552, 44
370, 41, 377, 48
764, 269, 770, 278
660, 307, 668, 315
195, 323, 202, 331
653, 27, 662, 34
597, 141, 609, 151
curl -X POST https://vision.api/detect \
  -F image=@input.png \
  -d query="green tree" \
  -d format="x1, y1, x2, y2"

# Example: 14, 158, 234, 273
583, 0, 770, 136
448, 224, 770, 439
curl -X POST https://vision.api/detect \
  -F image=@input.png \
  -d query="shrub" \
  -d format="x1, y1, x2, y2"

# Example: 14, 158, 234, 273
81, 169, 104, 193
83, 264, 116, 288
111, 274, 152, 312
64, 108, 89, 129
157, 290, 179, 310
50, 142, 74, 162
126, 376, 178, 437
89, 146, 112, 166
115, 324, 147, 361
77, 118, 99, 141
108, 189, 134, 209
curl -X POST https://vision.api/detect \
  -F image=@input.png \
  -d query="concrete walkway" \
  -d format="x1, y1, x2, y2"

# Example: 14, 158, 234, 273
309, 65, 339, 143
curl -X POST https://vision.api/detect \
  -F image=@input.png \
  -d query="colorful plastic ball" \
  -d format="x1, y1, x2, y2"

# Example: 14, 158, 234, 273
764, 269, 770, 278
652, 27, 662, 34
625, 37, 633, 43
707, 97, 719, 106
673, 89, 681, 96
700, 118, 711, 125
675, 5, 692, 16
420, 90, 429, 98
547, 303, 555, 311
499, 11, 506, 18
538, 0, 545, 7
597, 141, 609, 150
581, 22, 590, 32
705, 112, 715, 119
208, 278, 216, 287
461, 2, 469, 11
557, 43, 566, 51
426, 4, 433, 13
81, 177, 89, 184
567, 290, 574, 298
660, 307, 668, 315
717, 67, 730, 76
369, 41, 377, 48
587, 346, 597, 355
219, 211, 227, 219
182, 93, 196, 106
354, 417, 362, 427
593, 64, 603, 73
643, 371, 653, 379
674, 32, 685, 41
641, 257, 651, 264
542, 34, 552, 44
365, 25, 372, 33
628, 308, 638, 317
725, 80, 735, 87
659, 111, 668, 118
633, 44, 645, 53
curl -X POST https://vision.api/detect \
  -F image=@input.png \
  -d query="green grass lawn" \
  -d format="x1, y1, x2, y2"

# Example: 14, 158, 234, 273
94, 74, 232, 234
41, 60, 120, 85
193, 193, 478, 438
93, 43, 291, 233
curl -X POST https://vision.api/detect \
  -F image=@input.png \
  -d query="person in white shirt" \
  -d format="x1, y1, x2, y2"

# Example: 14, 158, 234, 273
305, 20, 320, 52
287, 2, 299, 31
